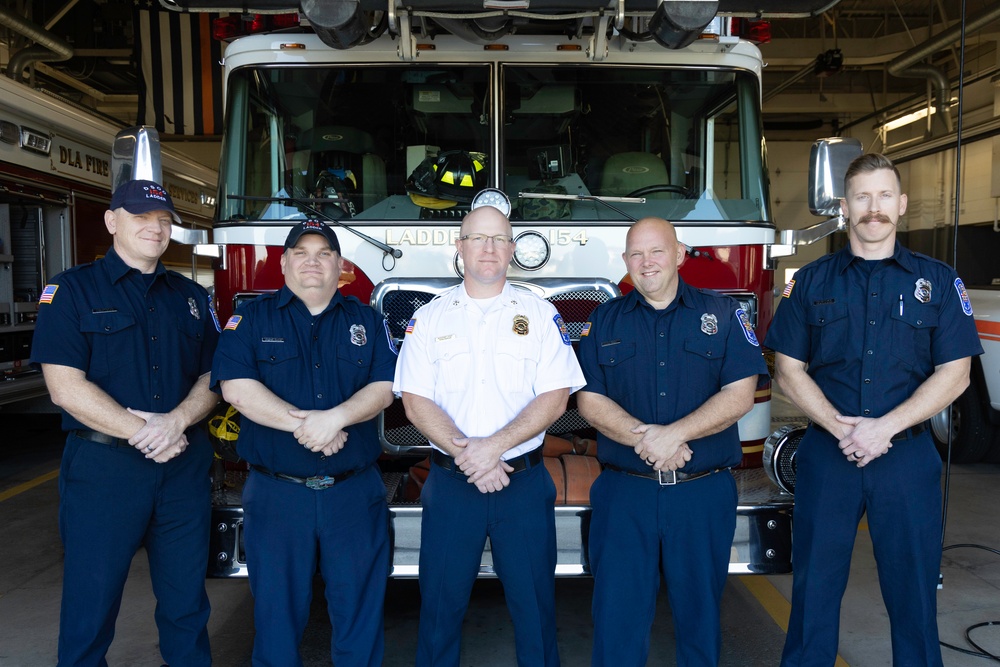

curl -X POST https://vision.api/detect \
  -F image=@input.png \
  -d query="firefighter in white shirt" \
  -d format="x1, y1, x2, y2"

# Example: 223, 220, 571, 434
394, 204, 585, 667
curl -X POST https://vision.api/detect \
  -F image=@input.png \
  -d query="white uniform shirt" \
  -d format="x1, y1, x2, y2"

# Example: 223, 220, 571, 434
393, 281, 586, 459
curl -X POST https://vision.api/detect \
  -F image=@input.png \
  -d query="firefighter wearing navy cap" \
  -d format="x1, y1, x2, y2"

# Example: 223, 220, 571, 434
766, 154, 983, 667
577, 217, 766, 667
211, 219, 396, 666
31, 179, 220, 666
393, 205, 585, 667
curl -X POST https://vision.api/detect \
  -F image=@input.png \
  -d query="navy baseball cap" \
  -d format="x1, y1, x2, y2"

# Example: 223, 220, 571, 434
110, 180, 181, 223
284, 220, 341, 253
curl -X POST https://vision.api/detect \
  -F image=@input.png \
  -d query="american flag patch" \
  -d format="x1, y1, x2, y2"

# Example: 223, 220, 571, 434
224, 315, 242, 331
38, 284, 59, 304
405, 318, 416, 334
781, 280, 795, 298
581, 321, 592, 337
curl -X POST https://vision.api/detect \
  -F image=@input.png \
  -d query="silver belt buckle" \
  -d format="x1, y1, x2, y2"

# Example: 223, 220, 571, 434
657, 469, 677, 486
305, 475, 336, 490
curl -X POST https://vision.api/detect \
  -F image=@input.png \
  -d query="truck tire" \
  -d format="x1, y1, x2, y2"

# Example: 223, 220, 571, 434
930, 382, 995, 464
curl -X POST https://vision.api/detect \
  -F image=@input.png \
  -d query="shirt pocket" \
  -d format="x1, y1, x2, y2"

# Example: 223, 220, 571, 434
683, 336, 727, 363
255, 341, 300, 386
597, 341, 637, 399
80, 311, 137, 379
496, 338, 541, 395
175, 315, 207, 378
805, 302, 849, 365
889, 306, 937, 368
337, 339, 375, 378
432, 336, 471, 393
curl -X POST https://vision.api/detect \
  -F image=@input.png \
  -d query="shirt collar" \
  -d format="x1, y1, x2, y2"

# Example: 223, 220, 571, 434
835, 241, 915, 274
447, 281, 522, 311
623, 277, 695, 313
277, 285, 345, 314
103, 246, 170, 286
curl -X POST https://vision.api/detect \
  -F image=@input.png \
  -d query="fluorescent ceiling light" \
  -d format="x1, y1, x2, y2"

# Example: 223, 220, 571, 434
882, 106, 935, 132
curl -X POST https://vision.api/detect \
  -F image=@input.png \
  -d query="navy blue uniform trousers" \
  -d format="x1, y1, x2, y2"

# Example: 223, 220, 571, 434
416, 459, 559, 667
781, 428, 943, 667
57, 431, 212, 667
242, 465, 389, 667
590, 468, 737, 667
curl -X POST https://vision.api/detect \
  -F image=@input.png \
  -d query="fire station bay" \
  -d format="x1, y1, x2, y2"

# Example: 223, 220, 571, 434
3, 1, 1000, 665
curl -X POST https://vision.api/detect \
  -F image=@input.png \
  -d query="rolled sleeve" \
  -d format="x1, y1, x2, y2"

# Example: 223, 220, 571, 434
31, 280, 91, 373
533, 305, 586, 396
210, 307, 260, 392
392, 309, 436, 400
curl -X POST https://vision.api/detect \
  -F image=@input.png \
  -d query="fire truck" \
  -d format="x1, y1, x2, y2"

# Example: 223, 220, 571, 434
0, 75, 217, 409
927, 288, 1000, 463
178, 0, 846, 578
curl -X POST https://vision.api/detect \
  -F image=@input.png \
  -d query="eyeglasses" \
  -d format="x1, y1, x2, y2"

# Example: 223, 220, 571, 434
458, 233, 514, 248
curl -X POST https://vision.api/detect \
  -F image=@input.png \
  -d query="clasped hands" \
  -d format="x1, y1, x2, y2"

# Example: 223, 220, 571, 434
453, 437, 514, 494
289, 408, 349, 456
631, 423, 692, 471
127, 408, 189, 463
833, 415, 895, 468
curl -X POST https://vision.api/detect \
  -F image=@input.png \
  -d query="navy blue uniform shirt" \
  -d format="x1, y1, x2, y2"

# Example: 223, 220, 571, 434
211, 287, 397, 477
765, 242, 983, 418
31, 247, 219, 432
578, 279, 767, 473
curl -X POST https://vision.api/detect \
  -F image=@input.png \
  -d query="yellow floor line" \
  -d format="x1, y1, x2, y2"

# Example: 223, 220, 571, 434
738, 575, 850, 667
0, 469, 59, 503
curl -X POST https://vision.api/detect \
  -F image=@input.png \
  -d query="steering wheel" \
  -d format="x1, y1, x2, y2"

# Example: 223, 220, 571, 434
625, 184, 695, 199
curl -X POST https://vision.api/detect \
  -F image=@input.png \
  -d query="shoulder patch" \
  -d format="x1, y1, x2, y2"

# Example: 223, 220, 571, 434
736, 308, 760, 347
209, 304, 221, 333
581, 321, 592, 337
384, 319, 399, 355
224, 315, 242, 331
954, 278, 974, 316
38, 284, 59, 304
405, 318, 416, 335
553, 314, 572, 346
781, 279, 795, 298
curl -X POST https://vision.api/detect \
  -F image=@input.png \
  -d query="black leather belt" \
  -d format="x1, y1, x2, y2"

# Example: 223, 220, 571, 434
250, 464, 365, 490
811, 422, 926, 442
602, 461, 726, 486
74, 429, 130, 448
431, 446, 543, 476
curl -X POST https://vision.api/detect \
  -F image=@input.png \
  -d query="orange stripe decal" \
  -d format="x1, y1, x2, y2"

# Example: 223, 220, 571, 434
977, 319, 1000, 343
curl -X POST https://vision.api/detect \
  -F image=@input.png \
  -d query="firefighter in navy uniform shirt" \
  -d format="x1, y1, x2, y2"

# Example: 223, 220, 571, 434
766, 153, 983, 667
577, 217, 766, 667
211, 220, 396, 667
31, 180, 220, 667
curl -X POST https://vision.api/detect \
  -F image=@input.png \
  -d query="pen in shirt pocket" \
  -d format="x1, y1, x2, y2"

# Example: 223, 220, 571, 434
899, 294, 903, 316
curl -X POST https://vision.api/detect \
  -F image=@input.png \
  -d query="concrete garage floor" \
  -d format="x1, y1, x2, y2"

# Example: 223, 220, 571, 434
2, 400, 1000, 666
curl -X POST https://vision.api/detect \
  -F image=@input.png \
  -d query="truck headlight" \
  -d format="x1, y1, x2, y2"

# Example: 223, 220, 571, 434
471, 188, 511, 217
763, 423, 804, 495
512, 231, 550, 271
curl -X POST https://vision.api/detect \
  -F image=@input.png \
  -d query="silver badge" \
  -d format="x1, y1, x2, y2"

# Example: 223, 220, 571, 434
914, 278, 932, 304
187, 297, 200, 319
350, 324, 367, 346
700, 313, 718, 335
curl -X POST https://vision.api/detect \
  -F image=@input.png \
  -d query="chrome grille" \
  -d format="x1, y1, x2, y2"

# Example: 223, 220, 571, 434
372, 277, 621, 453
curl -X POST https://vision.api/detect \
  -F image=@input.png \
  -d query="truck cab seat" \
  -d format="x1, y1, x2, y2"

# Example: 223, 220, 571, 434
599, 151, 669, 197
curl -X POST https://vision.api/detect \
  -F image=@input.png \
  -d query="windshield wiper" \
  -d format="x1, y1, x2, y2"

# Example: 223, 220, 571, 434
226, 194, 403, 259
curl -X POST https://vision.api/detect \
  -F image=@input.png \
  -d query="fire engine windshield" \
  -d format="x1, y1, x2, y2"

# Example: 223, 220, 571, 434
217, 64, 767, 224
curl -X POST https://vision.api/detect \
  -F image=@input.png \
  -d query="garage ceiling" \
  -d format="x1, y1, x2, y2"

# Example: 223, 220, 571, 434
0, 0, 997, 138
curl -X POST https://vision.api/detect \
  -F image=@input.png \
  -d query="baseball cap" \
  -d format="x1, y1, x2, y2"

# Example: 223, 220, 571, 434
110, 180, 181, 223
283, 219, 341, 253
